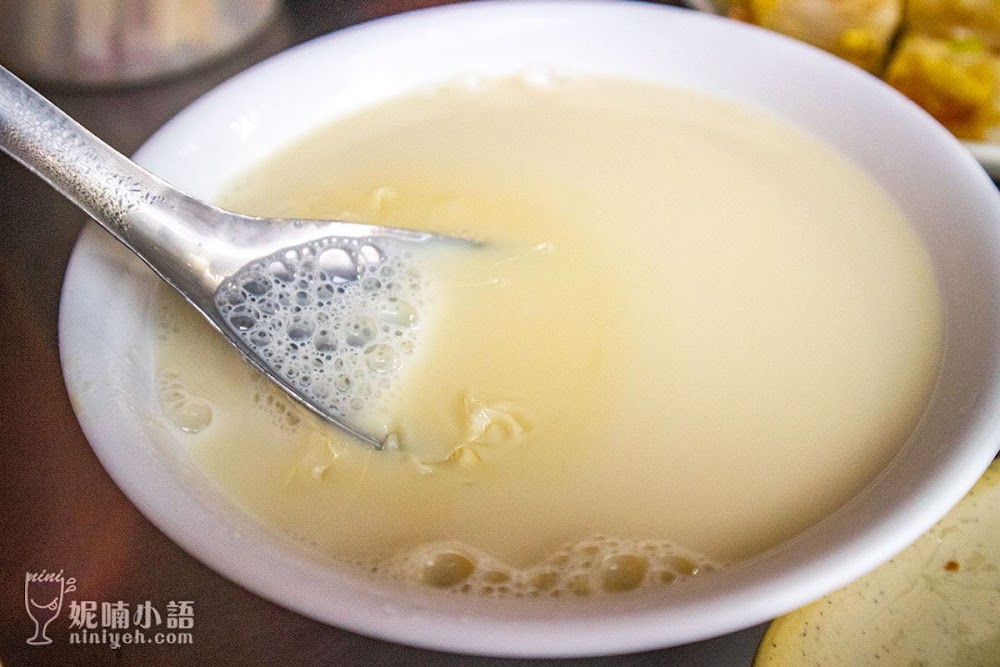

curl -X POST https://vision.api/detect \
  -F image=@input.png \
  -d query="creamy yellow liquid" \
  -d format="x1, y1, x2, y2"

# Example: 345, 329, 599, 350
153, 75, 942, 597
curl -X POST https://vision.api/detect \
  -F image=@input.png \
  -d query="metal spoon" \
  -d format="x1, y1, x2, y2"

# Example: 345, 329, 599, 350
0, 65, 467, 449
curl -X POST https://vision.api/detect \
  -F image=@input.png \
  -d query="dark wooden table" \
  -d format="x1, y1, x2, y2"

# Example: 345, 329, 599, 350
0, 1, 769, 664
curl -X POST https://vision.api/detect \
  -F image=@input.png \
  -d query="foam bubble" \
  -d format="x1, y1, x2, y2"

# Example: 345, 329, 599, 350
156, 371, 213, 434
518, 65, 569, 89
376, 536, 719, 599
213, 235, 429, 437
250, 375, 304, 434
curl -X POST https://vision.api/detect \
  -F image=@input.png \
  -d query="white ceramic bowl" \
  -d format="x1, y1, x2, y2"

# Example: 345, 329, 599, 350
59, 0, 1000, 657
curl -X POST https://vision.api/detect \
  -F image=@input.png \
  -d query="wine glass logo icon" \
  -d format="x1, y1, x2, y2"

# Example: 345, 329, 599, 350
24, 570, 76, 645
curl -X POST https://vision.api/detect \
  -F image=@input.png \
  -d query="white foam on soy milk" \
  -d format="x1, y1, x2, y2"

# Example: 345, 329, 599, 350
213, 236, 428, 440
151, 73, 942, 598
378, 536, 718, 598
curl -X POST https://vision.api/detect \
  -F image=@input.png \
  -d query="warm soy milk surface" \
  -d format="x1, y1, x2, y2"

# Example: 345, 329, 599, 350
153, 76, 941, 597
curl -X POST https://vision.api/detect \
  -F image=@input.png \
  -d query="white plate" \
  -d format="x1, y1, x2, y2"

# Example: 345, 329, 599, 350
966, 141, 1000, 180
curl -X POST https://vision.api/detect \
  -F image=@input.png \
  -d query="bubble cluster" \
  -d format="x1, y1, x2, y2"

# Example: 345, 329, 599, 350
213, 236, 427, 431
250, 377, 304, 434
366, 536, 718, 598
157, 370, 213, 434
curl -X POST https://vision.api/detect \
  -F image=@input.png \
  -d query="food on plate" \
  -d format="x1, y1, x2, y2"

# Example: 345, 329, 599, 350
907, 0, 1000, 50
152, 74, 941, 597
886, 33, 1000, 140
743, 0, 902, 73
720, 0, 1000, 140
753, 459, 1000, 667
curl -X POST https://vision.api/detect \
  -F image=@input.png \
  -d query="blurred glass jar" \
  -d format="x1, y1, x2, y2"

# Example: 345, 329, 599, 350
0, 0, 280, 86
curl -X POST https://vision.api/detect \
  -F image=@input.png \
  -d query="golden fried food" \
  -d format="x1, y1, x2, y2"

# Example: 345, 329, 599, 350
744, 0, 903, 73
907, 0, 1000, 50
886, 33, 1000, 140
723, 0, 1000, 140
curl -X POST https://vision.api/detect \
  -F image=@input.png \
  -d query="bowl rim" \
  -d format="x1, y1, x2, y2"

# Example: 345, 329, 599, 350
59, 0, 1000, 657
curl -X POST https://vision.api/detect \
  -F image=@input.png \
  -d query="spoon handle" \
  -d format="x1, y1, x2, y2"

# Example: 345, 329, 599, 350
0, 67, 171, 235
0, 65, 225, 297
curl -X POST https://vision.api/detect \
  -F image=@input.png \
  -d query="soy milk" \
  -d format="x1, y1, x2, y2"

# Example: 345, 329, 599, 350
153, 76, 941, 597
